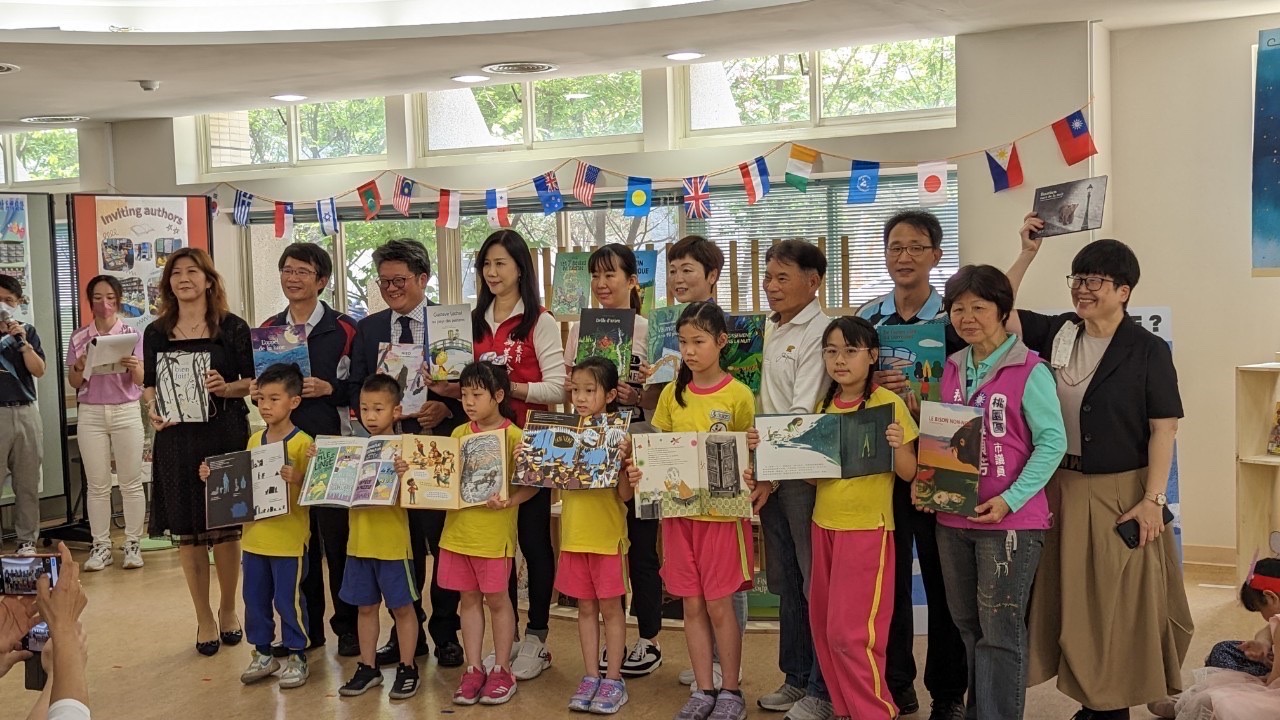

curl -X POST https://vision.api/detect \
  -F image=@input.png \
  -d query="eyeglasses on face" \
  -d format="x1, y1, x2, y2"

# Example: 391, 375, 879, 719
886, 245, 932, 258
280, 268, 316, 279
822, 347, 869, 360
1065, 275, 1117, 291
376, 276, 415, 290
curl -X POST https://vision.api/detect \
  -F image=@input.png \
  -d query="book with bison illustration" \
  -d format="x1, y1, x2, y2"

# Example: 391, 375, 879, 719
915, 401, 984, 517
205, 441, 288, 529
1030, 175, 1108, 238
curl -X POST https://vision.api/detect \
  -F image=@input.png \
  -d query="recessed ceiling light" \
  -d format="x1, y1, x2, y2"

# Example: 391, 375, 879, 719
0, 63, 21, 75
481, 62, 558, 75
20, 116, 88, 124
665, 51, 705, 62
271, 94, 308, 102
452, 75, 490, 83
564, 93, 590, 101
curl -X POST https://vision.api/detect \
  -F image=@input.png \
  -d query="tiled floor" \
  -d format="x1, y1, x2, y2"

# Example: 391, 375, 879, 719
0, 541, 1255, 720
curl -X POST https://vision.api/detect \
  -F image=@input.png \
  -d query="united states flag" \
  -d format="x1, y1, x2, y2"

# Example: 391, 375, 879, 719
683, 176, 711, 219
392, 174, 415, 217
573, 162, 600, 206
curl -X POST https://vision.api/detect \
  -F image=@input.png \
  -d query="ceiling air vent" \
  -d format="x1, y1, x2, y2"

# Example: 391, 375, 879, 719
480, 62, 558, 75
0, 64, 20, 75
20, 116, 88, 124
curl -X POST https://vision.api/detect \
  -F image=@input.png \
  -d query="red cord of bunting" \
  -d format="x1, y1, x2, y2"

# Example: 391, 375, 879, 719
207, 99, 1095, 206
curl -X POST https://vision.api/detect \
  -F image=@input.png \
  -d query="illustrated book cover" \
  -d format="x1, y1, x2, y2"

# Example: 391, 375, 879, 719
1030, 175, 1108, 238
550, 251, 591, 320
635, 249, 659, 317
877, 323, 946, 403
644, 303, 685, 385
915, 401, 984, 516
377, 343, 429, 415
722, 313, 766, 394
155, 350, 211, 423
300, 436, 401, 508
755, 405, 894, 481
631, 431, 751, 519
575, 308, 635, 379
401, 430, 509, 510
426, 304, 473, 381
514, 411, 633, 490
250, 324, 311, 378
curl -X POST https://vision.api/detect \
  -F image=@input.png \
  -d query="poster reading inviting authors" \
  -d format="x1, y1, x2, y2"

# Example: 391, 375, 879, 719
94, 196, 189, 331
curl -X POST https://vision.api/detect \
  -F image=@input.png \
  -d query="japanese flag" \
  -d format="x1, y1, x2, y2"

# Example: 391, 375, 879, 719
917, 161, 948, 206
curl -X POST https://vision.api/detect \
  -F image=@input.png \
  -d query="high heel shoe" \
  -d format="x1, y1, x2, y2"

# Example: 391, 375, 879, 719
220, 627, 244, 646
196, 629, 221, 656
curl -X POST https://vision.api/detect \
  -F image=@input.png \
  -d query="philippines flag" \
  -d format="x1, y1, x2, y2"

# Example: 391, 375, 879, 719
683, 176, 711, 219
436, 189, 461, 229
533, 172, 564, 215
486, 189, 510, 229
392, 174, 415, 217
232, 189, 253, 226
984, 142, 1024, 192
273, 202, 294, 238
1052, 110, 1098, 166
573, 162, 600, 207
738, 156, 770, 205
316, 198, 339, 237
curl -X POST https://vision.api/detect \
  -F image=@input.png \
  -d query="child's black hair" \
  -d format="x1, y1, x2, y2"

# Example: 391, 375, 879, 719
673, 301, 728, 408
588, 244, 643, 312
257, 362, 304, 398
819, 316, 881, 411
361, 373, 403, 404
572, 356, 621, 413
1242, 558, 1280, 611
458, 360, 517, 423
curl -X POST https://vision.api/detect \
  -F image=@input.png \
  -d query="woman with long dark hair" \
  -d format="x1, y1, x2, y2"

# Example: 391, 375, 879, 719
471, 230, 566, 681
143, 247, 255, 657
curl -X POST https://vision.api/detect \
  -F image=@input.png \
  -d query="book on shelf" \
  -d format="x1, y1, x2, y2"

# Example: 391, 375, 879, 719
401, 430, 510, 510
513, 411, 633, 490
426, 304, 473, 382
250, 324, 311, 378
723, 313, 766, 394
1268, 401, 1280, 456
299, 436, 401, 508
204, 441, 289, 529
155, 350, 212, 423
755, 405, 895, 481
877, 323, 946, 403
644, 303, 685, 385
550, 251, 591, 320
631, 431, 751, 520
914, 401, 984, 516
377, 343, 429, 415
1030, 175, 1108, 238
575, 308, 636, 379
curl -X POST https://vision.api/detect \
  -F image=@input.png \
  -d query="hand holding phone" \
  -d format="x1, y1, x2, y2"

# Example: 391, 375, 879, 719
1115, 505, 1175, 549
0, 554, 59, 595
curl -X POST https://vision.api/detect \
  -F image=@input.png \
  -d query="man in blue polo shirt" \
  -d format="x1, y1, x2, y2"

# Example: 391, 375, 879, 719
0, 276, 47, 556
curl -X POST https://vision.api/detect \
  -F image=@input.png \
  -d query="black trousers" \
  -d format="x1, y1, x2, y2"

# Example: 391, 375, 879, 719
300, 507, 358, 640
886, 480, 968, 703
403, 508, 460, 648
507, 488, 555, 633
624, 500, 662, 640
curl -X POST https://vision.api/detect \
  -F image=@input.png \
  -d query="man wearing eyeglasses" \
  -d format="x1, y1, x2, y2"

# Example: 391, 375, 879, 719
256, 242, 361, 658
347, 238, 466, 670
856, 211, 967, 720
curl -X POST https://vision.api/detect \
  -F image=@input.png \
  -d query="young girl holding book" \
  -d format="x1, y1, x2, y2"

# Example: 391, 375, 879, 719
555, 356, 641, 714
640, 302, 768, 720
440, 361, 537, 706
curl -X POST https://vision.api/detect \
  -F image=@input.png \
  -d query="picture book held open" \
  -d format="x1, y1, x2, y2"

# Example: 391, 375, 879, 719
155, 350, 211, 423
250, 324, 311, 378
513, 411, 632, 490
300, 436, 401, 508
915, 401, 984, 516
878, 323, 946, 403
755, 405, 894, 482
205, 441, 289, 529
632, 431, 751, 520
426, 304, 473, 381
401, 430, 509, 510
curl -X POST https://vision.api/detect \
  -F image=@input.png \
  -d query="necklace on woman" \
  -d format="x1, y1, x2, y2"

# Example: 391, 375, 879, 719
175, 320, 206, 339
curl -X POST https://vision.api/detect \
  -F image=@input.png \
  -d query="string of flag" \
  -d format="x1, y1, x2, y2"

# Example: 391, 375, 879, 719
219, 103, 1098, 238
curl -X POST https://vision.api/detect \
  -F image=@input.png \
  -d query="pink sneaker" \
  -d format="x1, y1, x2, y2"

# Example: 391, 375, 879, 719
479, 666, 517, 705
452, 666, 486, 706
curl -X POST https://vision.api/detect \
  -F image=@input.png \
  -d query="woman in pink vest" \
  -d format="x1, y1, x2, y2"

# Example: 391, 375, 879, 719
471, 229, 566, 681
919, 264, 1066, 719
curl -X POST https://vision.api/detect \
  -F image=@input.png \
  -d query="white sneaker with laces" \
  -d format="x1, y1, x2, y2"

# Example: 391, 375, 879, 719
758, 684, 806, 712
681, 662, 730, 689
240, 650, 280, 684
122, 541, 144, 569
510, 635, 552, 680
16, 542, 36, 557
620, 638, 662, 677
278, 653, 309, 689
84, 544, 113, 572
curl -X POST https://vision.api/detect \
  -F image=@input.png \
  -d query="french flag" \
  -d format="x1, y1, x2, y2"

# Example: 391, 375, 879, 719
738, 156, 770, 205
435, 188, 460, 229
486, 188, 510, 229
985, 142, 1024, 192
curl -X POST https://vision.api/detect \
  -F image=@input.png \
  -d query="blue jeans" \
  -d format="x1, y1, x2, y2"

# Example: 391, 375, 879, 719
937, 526, 1044, 720
760, 479, 827, 699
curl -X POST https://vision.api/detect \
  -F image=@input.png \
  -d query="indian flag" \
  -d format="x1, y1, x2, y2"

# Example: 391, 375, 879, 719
784, 144, 819, 192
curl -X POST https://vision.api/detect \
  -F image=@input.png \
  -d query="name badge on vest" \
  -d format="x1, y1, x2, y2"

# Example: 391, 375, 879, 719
1049, 322, 1080, 369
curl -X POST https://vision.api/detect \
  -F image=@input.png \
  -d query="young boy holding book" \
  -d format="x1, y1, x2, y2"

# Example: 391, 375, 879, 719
198, 362, 313, 689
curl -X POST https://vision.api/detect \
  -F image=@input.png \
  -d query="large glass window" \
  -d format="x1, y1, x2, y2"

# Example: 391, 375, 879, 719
689, 55, 811, 131
459, 214, 557, 305
10, 129, 79, 182
297, 98, 387, 160
565, 205, 678, 306
426, 84, 524, 151
343, 220, 440, 319
204, 97, 387, 171
533, 71, 643, 142
820, 37, 956, 118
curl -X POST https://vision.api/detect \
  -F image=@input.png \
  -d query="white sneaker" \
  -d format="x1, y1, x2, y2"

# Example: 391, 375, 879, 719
278, 653, 309, 689
84, 544, 113, 572
240, 650, 280, 684
121, 541, 144, 569
681, 662, 733, 689
510, 635, 552, 680
16, 542, 36, 557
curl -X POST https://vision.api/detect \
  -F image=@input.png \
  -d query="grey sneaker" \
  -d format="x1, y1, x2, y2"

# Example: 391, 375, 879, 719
278, 653, 309, 689
569, 675, 601, 712
709, 690, 747, 720
784, 696, 834, 720
84, 543, 113, 572
758, 684, 806, 711
676, 691, 718, 720
240, 650, 280, 684
589, 678, 628, 715
122, 541, 144, 569
510, 635, 552, 680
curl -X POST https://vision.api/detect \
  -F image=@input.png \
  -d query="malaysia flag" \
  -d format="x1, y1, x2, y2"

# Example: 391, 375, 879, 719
392, 174, 415, 216
738, 156, 770, 205
1052, 110, 1098, 166
436, 188, 460, 229
486, 188, 510, 229
985, 142, 1024, 192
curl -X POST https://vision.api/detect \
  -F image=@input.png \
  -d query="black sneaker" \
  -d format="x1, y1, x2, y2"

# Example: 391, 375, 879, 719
389, 663, 420, 700
337, 633, 360, 658
435, 641, 465, 668
894, 686, 920, 715
339, 662, 383, 697
375, 639, 431, 667
620, 638, 663, 677
927, 699, 965, 720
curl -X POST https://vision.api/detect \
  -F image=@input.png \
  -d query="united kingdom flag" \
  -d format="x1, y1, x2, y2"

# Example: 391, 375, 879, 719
683, 175, 711, 219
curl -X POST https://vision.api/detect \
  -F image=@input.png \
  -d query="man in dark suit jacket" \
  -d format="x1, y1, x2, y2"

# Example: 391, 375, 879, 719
347, 239, 465, 669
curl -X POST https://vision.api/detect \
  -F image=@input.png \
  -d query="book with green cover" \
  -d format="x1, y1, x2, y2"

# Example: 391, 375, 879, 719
878, 323, 946, 403
722, 313, 767, 394
644, 303, 686, 385
636, 250, 659, 317
575, 308, 635, 379
550, 251, 591, 320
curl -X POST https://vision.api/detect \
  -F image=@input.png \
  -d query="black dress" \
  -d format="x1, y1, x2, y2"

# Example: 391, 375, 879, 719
144, 314, 254, 544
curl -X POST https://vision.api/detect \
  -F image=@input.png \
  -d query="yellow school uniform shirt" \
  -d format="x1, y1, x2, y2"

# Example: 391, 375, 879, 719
561, 487, 629, 556
812, 386, 919, 532
651, 375, 755, 522
242, 428, 313, 557
439, 421, 525, 559
347, 433, 412, 561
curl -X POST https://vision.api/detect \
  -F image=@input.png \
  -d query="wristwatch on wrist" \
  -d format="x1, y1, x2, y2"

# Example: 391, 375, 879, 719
1145, 492, 1168, 506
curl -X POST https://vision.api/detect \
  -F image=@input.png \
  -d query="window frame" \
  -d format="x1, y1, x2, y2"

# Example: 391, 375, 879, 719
0, 129, 82, 189
200, 99, 390, 175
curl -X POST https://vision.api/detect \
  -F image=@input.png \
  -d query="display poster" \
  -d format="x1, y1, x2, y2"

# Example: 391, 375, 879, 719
0, 194, 34, 324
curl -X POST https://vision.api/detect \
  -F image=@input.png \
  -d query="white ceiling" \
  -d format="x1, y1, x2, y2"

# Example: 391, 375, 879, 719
0, 0, 1275, 128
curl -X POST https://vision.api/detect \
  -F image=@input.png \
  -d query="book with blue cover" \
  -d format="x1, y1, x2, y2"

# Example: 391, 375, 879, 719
644, 303, 685, 385
877, 323, 946, 403
251, 324, 311, 378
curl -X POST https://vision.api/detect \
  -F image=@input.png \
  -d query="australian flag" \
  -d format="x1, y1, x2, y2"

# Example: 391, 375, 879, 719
683, 176, 711, 219
232, 189, 253, 226
533, 172, 564, 215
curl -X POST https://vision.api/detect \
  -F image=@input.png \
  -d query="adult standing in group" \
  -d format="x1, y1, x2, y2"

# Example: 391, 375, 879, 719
0, 275, 45, 557
256, 243, 360, 657
856, 211, 967, 720
1008, 217, 1192, 720
143, 247, 254, 656
756, 240, 833, 720
347, 238, 465, 669
66, 275, 146, 572
470, 229, 566, 681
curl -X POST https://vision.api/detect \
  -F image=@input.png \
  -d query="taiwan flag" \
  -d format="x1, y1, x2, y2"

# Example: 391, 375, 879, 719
1052, 110, 1098, 166
984, 142, 1024, 192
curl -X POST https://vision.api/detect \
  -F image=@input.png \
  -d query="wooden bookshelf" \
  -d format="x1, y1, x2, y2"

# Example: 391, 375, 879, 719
1236, 362, 1280, 580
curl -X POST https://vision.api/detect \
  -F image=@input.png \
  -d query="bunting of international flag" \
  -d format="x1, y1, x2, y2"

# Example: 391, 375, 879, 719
436, 189, 460, 229
1052, 110, 1098, 166
533, 172, 564, 215
985, 142, 1024, 192
317, 198, 339, 237
784, 145, 819, 192
486, 188, 510, 228
573, 162, 600, 207
392, 174, 415, 216
847, 161, 880, 204
273, 201, 294, 238
624, 177, 652, 217
232, 189, 253, 226
356, 180, 381, 221
683, 176, 711, 219
917, 161, 948, 206
739, 156, 770, 205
